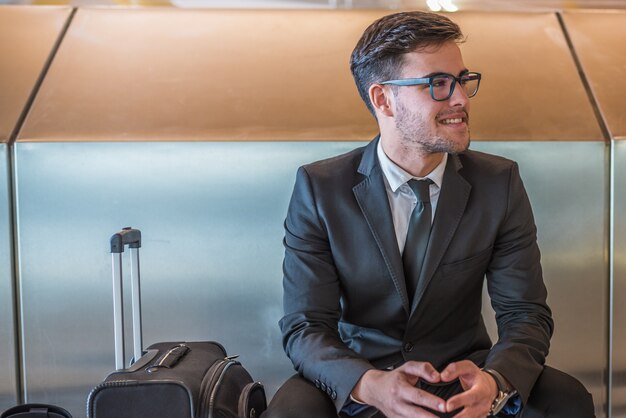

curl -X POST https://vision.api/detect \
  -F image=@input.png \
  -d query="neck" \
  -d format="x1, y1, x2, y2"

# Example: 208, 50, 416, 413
380, 135, 444, 177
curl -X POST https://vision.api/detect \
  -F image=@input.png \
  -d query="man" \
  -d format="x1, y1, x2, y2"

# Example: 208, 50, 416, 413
265, 11, 594, 418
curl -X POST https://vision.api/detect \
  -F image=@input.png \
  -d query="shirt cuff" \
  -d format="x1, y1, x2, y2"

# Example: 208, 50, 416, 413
502, 395, 522, 415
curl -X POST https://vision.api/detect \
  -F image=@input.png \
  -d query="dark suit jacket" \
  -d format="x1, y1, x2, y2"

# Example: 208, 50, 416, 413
279, 137, 553, 412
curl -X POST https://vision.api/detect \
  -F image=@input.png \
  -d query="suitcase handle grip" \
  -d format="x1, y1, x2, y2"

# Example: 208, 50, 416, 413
147, 344, 191, 373
110, 227, 142, 253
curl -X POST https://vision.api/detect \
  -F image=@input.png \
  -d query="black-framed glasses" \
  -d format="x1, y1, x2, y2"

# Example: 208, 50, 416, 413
380, 72, 482, 101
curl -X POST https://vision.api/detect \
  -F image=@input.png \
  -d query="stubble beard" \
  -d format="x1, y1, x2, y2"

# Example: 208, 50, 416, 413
396, 102, 471, 156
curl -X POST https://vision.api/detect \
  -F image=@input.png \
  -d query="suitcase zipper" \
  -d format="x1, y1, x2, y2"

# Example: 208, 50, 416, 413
197, 358, 240, 418
87, 380, 138, 418
238, 381, 265, 418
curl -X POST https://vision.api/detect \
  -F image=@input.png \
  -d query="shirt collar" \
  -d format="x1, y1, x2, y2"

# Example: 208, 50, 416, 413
376, 139, 447, 193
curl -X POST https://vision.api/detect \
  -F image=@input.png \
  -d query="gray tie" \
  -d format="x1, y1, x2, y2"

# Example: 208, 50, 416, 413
403, 179, 433, 304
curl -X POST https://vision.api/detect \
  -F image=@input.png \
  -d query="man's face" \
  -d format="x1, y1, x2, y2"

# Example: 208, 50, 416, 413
391, 41, 471, 155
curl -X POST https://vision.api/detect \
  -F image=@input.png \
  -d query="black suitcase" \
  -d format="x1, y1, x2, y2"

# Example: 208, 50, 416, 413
87, 228, 266, 418
1, 404, 72, 418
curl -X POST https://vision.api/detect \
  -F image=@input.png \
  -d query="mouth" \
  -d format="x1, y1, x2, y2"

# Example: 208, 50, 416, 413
440, 117, 465, 125
437, 112, 469, 127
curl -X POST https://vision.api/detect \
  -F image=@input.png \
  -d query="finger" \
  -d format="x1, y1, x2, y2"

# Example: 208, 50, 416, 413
402, 386, 448, 415
410, 407, 440, 418
450, 407, 485, 418
415, 408, 441, 418
446, 389, 479, 412
450, 403, 491, 418
380, 385, 442, 418
447, 392, 491, 418
400, 361, 441, 384
440, 360, 477, 382
393, 402, 441, 418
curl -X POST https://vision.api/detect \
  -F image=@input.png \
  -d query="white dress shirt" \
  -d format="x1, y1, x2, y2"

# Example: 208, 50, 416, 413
376, 140, 448, 254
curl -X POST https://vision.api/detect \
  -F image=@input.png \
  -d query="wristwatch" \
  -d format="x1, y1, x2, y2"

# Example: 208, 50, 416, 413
482, 368, 518, 416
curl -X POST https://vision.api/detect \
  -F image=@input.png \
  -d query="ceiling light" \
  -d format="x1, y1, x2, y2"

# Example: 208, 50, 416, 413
440, 0, 459, 12
426, 0, 442, 11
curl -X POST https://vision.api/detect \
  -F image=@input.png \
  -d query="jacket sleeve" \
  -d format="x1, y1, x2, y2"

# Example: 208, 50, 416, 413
279, 166, 374, 412
484, 162, 554, 405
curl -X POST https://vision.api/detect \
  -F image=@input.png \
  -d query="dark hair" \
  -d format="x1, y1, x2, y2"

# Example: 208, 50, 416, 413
350, 11, 464, 116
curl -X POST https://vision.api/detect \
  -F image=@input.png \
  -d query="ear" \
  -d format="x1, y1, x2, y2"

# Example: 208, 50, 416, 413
368, 83, 395, 118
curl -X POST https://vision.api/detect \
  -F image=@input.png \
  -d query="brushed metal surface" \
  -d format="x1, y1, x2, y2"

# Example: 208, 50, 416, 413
0, 144, 18, 410
474, 141, 607, 418
14, 141, 606, 417
19, 9, 378, 142
453, 12, 602, 141
18, 9, 602, 142
13, 141, 359, 416
0, 5, 72, 142
563, 11, 626, 140
613, 140, 626, 417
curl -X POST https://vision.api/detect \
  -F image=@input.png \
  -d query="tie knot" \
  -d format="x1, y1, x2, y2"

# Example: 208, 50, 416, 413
406, 179, 432, 203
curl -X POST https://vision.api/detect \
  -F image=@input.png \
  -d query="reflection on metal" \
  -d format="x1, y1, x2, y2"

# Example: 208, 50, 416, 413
563, 11, 626, 140
0, 145, 18, 411
3, 0, 626, 9
0, 6, 72, 142
3, 6, 620, 418
14, 141, 606, 417
19, 9, 377, 142
426, 0, 459, 12
556, 12, 611, 143
613, 140, 626, 417
18, 10, 603, 142
473, 141, 607, 418
452, 12, 602, 141
13, 141, 360, 416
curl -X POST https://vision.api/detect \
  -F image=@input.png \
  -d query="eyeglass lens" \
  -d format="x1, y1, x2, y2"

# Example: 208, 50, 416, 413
431, 74, 480, 100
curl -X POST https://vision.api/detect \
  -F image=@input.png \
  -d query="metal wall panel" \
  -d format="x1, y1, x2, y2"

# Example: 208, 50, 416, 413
454, 12, 602, 141
474, 141, 607, 418
13, 141, 359, 416
18, 9, 602, 142
0, 5, 72, 142
0, 144, 18, 411
15, 141, 605, 417
561, 11, 626, 416
18, 9, 378, 142
563, 11, 626, 139
613, 139, 626, 417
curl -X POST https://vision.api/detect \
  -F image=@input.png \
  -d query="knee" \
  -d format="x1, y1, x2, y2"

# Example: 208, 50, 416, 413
555, 377, 594, 417
525, 366, 595, 418
262, 374, 338, 418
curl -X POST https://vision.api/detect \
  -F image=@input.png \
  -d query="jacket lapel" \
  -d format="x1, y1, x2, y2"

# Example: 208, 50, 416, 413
353, 138, 410, 314
411, 154, 471, 313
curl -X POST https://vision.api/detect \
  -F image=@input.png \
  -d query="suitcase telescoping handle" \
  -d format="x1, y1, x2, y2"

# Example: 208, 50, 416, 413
110, 227, 143, 370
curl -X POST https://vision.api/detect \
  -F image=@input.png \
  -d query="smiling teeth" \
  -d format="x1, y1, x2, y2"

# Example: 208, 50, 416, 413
441, 118, 463, 124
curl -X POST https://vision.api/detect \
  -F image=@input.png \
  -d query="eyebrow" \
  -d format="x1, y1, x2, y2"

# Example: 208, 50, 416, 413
420, 68, 470, 78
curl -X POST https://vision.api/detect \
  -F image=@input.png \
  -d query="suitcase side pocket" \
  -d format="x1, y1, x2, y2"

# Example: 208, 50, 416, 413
237, 381, 267, 418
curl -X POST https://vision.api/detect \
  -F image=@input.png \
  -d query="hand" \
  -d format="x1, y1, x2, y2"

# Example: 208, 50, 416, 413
351, 361, 447, 418
440, 361, 497, 418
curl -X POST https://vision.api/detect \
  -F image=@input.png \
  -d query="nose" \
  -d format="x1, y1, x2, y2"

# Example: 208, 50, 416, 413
448, 81, 470, 108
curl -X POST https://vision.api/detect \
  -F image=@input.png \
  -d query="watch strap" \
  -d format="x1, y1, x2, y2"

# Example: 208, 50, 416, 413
482, 368, 518, 415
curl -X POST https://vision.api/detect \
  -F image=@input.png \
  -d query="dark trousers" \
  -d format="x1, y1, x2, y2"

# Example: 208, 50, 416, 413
263, 366, 595, 418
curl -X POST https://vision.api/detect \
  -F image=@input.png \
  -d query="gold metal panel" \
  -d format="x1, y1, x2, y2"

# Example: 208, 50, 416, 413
19, 9, 603, 142
19, 9, 380, 142
0, 5, 72, 143
454, 12, 603, 141
563, 11, 626, 140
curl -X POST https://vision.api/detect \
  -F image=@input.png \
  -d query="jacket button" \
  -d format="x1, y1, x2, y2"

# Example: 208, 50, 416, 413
314, 379, 321, 389
404, 342, 414, 352
321, 382, 327, 391
331, 390, 337, 400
